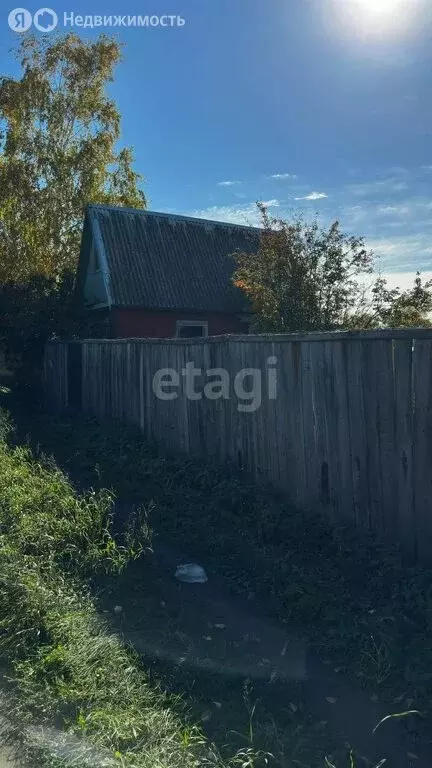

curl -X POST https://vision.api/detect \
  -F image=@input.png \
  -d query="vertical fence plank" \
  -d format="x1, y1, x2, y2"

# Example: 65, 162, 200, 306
310, 341, 332, 516
327, 341, 353, 524
361, 340, 385, 534
300, 342, 317, 510
375, 340, 398, 537
393, 339, 415, 559
281, 341, 307, 507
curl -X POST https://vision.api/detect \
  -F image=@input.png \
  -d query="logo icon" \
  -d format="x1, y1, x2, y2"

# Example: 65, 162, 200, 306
8, 7, 32, 32
33, 7, 58, 31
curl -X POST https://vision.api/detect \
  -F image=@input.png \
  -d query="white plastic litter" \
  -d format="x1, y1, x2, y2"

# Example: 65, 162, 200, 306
175, 563, 208, 583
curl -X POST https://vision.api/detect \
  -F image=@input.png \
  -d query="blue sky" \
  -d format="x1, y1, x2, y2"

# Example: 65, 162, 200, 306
1, 0, 432, 286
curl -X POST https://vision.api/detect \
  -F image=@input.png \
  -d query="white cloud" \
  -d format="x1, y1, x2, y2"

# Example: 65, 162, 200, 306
376, 204, 411, 217
189, 199, 279, 227
348, 178, 408, 197
340, 204, 370, 224
217, 180, 241, 187
294, 192, 328, 201
342, 198, 432, 225
262, 199, 280, 207
387, 166, 409, 176
268, 173, 298, 180
190, 204, 262, 227
379, 271, 432, 291
357, 270, 432, 298
366, 234, 432, 272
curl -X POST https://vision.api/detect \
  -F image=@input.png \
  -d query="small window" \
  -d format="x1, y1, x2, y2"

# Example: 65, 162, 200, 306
176, 320, 208, 338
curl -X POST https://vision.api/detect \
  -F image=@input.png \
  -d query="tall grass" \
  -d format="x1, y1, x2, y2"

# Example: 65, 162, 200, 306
0, 410, 252, 768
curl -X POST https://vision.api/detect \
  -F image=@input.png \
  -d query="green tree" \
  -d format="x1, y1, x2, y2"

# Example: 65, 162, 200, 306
233, 203, 374, 332
233, 204, 432, 332
353, 272, 432, 329
0, 33, 146, 284
0, 272, 80, 388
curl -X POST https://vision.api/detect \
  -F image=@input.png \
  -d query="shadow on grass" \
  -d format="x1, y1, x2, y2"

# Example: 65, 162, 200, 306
97, 558, 341, 768
2, 382, 432, 766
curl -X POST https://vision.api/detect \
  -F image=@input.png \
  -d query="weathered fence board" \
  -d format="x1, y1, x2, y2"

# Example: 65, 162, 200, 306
393, 339, 415, 559
44, 330, 432, 562
43, 341, 68, 412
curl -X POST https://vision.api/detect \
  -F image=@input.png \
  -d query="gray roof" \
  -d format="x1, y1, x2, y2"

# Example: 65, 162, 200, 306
81, 204, 260, 312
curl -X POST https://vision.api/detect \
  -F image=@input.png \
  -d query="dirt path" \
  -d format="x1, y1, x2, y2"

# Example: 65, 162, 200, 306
104, 542, 431, 768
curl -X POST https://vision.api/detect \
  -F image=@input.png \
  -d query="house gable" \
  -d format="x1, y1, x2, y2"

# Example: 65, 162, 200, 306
83, 244, 109, 308
75, 212, 111, 310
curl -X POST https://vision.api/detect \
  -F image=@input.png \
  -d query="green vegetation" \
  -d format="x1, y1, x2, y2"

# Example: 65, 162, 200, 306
0, 33, 146, 370
0, 410, 257, 768
1, 390, 430, 765
20, 409, 432, 716
233, 202, 432, 331
0, 34, 145, 285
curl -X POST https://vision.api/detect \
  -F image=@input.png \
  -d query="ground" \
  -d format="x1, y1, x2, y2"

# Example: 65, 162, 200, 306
1, 376, 432, 767
101, 541, 431, 767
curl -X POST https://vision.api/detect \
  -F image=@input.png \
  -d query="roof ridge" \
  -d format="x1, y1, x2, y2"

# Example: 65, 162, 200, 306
86, 203, 262, 232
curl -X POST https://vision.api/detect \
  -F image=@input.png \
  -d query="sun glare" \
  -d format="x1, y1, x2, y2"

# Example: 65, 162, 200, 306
334, 0, 425, 37
333, 0, 425, 37
355, 0, 402, 17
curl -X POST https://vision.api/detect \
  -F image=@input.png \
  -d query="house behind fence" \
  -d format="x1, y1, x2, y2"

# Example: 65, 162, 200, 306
75, 205, 257, 338
44, 329, 432, 563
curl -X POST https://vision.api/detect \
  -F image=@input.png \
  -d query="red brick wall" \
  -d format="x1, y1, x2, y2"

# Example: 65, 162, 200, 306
111, 308, 249, 338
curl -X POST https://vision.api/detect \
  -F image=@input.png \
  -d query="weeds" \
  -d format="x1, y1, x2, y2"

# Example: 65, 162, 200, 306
325, 756, 387, 768
0, 412, 267, 768
357, 634, 392, 686
2, 399, 432, 764
21, 410, 432, 711
372, 710, 423, 735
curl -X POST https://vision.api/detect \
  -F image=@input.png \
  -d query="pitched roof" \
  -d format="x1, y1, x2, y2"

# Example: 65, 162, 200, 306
80, 204, 260, 312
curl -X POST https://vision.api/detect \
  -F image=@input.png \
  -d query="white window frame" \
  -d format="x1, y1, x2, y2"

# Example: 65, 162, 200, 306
175, 320, 209, 338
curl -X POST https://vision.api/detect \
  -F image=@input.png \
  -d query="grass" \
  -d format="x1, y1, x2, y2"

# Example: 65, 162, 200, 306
0, 408, 272, 768
15, 411, 432, 705
1, 383, 431, 764
11, 405, 432, 719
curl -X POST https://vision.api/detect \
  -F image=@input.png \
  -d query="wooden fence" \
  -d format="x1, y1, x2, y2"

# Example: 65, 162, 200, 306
44, 330, 432, 562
